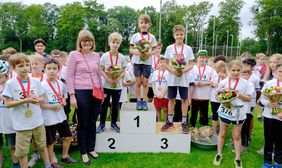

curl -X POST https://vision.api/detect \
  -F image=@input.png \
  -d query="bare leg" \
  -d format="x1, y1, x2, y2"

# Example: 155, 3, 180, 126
181, 99, 188, 117
233, 125, 243, 159
156, 107, 161, 122
212, 120, 218, 135
217, 122, 228, 155
10, 147, 19, 164
135, 76, 142, 101
41, 147, 51, 164
19, 156, 28, 168
168, 99, 176, 116
142, 78, 149, 101
47, 144, 55, 163
62, 137, 72, 158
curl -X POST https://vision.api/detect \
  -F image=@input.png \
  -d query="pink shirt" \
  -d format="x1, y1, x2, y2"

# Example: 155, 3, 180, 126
66, 50, 102, 94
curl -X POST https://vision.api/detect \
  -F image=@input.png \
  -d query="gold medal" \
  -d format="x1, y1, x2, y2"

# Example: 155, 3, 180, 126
25, 109, 33, 118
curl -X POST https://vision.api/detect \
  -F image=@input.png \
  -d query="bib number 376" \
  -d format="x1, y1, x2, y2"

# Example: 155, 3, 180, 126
220, 106, 233, 117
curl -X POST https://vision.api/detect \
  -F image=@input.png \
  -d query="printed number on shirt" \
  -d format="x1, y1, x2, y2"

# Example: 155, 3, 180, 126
219, 106, 235, 118
19, 90, 35, 99
196, 74, 207, 81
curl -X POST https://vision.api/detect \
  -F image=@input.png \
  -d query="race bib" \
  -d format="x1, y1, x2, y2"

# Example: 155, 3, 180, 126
218, 105, 236, 118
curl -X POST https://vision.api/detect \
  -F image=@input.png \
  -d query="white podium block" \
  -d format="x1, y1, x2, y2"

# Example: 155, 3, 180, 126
95, 122, 191, 153
120, 103, 156, 134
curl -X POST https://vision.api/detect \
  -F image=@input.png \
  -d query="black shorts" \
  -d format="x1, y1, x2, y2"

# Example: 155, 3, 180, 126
133, 64, 151, 78
147, 87, 154, 99
220, 117, 245, 126
45, 120, 72, 145
167, 86, 188, 100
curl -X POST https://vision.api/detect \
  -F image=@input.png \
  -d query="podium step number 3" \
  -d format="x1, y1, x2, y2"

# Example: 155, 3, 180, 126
96, 103, 191, 153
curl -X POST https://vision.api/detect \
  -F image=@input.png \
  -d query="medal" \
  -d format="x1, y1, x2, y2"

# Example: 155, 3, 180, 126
198, 65, 206, 81
25, 109, 33, 118
174, 43, 184, 58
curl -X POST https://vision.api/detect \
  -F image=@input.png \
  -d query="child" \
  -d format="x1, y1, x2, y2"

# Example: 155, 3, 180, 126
162, 25, 194, 134
0, 69, 19, 168
151, 57, 168, 122
34, 38, 49, 61
254, 53, 267, 78
148, 42, 162, 103
3, 53, 52, 168
213, 60, 252, 168
97, 32, 127, 133
29, 54, 47, 82
41, 59, 77, 167
260, 62, 282, 168
129, 14, 158, 111
119, 70, 132, 110
210, 60, 227, 135
50, 50, 67, 84
240, 67, 255, 151
190, 50, 213, 127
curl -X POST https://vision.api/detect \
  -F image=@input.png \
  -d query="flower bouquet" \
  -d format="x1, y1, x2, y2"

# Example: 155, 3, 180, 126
69, 123, 78, 146
216, 89, 237, 109
106, 65, 124, 88
263, 86, 282, 115
135, 39, 152, 62
170, 54, 186, 77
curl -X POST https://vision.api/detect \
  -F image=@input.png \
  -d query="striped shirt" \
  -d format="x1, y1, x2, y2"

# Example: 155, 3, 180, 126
66, 50, 102, 94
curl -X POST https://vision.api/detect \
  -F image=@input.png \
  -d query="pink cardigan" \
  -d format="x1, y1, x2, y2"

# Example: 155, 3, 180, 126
66, 50, 102, 94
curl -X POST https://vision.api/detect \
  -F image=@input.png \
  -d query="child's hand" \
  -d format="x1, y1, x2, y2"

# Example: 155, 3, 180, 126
106, 77, 115, 84
269, 102, 278, 108
53, 104, 62, 111
134, 49, 142, 57
61, 99, 67, 106
277, 112, 282, 119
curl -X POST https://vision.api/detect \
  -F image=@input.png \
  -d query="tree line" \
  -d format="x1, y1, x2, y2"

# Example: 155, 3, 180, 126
0, 0, 281, 56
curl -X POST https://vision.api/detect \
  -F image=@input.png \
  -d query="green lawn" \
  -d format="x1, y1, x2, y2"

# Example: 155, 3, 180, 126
1, 107, 264, 168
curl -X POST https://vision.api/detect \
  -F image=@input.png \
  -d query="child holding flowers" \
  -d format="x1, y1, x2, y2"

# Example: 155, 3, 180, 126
97, 32, 127, 133
213, 60, 252, 168
260, 61, 282, 168
129, 14, 158, 111
162, 25, 194, 134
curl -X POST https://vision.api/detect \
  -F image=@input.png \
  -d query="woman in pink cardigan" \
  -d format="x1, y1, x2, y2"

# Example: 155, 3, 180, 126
66, 29, 102, 166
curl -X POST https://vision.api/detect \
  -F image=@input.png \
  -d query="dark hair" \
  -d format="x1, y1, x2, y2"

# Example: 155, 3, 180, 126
214, 55, 227, 63
44, 58, 60, 69
243, 58, 256, 67
34, 38, 46, 46
276, 61, 282, 69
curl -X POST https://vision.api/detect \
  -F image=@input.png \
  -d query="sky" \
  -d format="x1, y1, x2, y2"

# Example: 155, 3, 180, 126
2, 0, 256, 39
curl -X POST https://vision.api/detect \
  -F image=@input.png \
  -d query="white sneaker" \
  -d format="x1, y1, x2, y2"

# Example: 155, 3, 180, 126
28, 152, 41, 167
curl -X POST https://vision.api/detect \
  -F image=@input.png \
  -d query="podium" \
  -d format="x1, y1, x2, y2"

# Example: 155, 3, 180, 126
95, 103, 191, 153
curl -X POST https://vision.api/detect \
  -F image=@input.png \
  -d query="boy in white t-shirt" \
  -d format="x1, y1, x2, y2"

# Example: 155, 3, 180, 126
97, 32, 127, 133
190, 50, 213, 127
152, 57, 169, 122
162, 25, 194, 134
41, 59, 77, 167
129, 14, 158, 111
3, 53, 52, 168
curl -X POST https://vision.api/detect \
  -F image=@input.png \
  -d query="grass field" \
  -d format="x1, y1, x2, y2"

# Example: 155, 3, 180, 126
1, 107, 264, 168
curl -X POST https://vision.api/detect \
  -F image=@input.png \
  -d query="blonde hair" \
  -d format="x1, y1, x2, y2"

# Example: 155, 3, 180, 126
2, 47, 17, 55
29, 54, 44, 64
208, 57, 215, 62
50, 49, 61, 56
108, 32, 123, 43
215, 60, 227, 75
138, 14, 151, 26
264, 53, 282, 81
76, 29, 95, 51
173, 25, 185, 34
9, 53, 29, 67
256, 53, 266, 59
228, 60, 242, 69
61, 51, 68, 58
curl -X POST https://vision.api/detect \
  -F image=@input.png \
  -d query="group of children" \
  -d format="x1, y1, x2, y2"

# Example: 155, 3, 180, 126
0, 13, 281, 168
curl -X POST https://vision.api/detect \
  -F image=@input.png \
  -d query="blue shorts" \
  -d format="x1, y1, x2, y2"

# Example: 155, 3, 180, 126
133, 64, 151, 78
0, 133, 16, 148
220, 117, 245, 126
167, 86, 188, 100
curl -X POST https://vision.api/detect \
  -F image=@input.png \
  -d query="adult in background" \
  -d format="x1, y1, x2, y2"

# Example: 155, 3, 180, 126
66, 29, 102, 166
34, 38, 49, 62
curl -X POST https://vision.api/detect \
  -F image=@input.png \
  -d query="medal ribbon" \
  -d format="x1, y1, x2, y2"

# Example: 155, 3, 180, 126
17, 77, 30, 107
198, 65, 206, 81
46, 79, 63, 104
158, 70, 165, 86
139, 32, 150, 40
110, 52, 119, 66
174, 43, 184, 58
228, 78, 239, 91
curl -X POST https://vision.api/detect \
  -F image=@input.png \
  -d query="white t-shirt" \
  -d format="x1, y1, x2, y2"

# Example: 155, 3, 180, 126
246, 82, 255, 114
217, 78, 253, 121
119, 71, 131, 103
100, 52, 127, 90
2, 77, 44, 131
58, 65, 67, 83
260, 79, 282, 121
41, 80, 68, 126
253, 65, 261, 77
248, 73, 260, 107
151, 70, 168, 98
164, 44, 194, 87
9, 70, 17, 79
191, 64, 213, 100
130, 32, 158, 65
210, 72, 225, 103
28, 73, 48, 82
149, 54, 161, 86
0, 84, 15, 134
